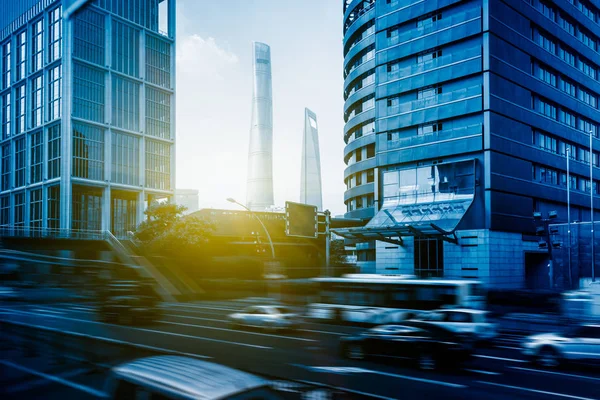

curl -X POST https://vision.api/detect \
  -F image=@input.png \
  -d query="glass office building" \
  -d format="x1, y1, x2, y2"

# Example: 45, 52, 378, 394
340, 0, 599, 288
0, 0, 176, 238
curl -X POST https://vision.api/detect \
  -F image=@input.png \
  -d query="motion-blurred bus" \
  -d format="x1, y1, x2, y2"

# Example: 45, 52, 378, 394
307, 274, 486, 324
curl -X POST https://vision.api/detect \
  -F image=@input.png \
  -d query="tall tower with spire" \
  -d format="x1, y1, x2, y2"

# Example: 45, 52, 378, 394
300, 108, 323, 210
246, 42, 274, 211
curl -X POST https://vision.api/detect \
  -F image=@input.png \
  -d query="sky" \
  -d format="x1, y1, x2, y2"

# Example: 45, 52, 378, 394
175, 0, 346, 216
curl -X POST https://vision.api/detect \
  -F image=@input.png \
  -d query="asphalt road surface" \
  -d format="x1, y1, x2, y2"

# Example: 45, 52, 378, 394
1, 299, 599, 400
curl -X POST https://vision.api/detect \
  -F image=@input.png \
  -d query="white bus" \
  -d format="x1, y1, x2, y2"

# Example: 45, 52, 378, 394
307, 274, 486, 324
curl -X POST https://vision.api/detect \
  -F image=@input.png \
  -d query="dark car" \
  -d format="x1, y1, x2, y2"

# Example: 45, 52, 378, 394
97, 280, 161, 325
340, 322, 474, 370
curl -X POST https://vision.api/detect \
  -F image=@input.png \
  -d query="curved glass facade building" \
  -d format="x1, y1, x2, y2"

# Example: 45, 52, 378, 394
246, 41, 274, 211
341, 0, 599, 288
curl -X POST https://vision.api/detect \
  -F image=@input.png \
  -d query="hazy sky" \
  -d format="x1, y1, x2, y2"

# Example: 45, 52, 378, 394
175, 0, 346, 215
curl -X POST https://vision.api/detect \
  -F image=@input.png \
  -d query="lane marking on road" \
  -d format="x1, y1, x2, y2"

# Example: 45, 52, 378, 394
510, 367, 600, 382
163, 314, 345, 336
6, 367, 92, 394
0, 360, 108, 398
296, 379, 398, 400
496, 346, 521, 350
465, 369, 502, 376
162, 303, 239, 312
159, 320, 317, 342
293, 364, 466, 388
0, 307, 272, 350
474, 355, 527, 363
477, 381, 597, 400
33, 308, 64, 315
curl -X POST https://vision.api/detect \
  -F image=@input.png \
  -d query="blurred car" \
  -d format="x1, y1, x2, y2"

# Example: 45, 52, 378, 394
414, 309, 498, 343
228, 305, 300, 331
0, 286, 20, 300
97, 281, 160, 325
105, 356, 282, 399
339, 322, 474, 370
522, 324, 600, 368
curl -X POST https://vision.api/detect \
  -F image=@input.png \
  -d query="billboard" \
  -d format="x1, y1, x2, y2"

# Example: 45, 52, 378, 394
285, 201, 318, 238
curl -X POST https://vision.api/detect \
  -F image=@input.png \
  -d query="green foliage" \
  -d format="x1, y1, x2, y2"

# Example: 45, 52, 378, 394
134, 202, 214, 255
330, 239, 350, 266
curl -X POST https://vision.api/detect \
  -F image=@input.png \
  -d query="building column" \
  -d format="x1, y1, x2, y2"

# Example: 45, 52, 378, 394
102, 186, 111, 233
60, 14, 73, 231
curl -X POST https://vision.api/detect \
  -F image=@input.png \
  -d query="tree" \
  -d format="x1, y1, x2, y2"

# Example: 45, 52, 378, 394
134, 202, 214, 255
329, 239, 350, 266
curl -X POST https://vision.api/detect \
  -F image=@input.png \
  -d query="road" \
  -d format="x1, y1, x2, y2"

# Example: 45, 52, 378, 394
1, 299, 599, 400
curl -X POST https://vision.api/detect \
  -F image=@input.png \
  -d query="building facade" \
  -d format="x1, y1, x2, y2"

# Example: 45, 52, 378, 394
175, 188, 199, 214
0, 0, 176, 238
246, 41, 274, 211
341, 0, 599, 288
300, 107, 323, 210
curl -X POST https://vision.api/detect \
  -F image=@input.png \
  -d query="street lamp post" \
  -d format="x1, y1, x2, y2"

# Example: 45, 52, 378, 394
226, 198, 275, 259
590, 130, 595, 282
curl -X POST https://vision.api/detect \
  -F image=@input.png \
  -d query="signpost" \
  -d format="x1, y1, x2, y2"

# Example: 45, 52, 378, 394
285, 201, 318, 238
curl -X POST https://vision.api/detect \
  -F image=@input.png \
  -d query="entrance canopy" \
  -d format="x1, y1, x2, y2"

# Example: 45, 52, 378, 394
333, 160, 476, 245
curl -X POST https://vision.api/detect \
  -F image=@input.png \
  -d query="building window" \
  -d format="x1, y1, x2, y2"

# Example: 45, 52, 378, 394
15, 31, 26, 82
533, 28, 556, 54
14, 137, 25, 188
535, 0, 556, 20
1, 92, 10, 140
579, 88, 598, 108
355, 149, 362, 162
73, 63, 105, 123
533, 130, 558, 153
145, 140, 170, 190
559, 78, 576, 97
31, 75, 43, 128
146, 35, 171, 88
112, 21, 139, 77
72, 122, 104, 181
578, 29, 597, 51
558, 46, 575, 66
47, 124, 61, 179
558, 14, 575, 35
0, 195, 9, 226
48, 6, 62, 62
417, 13, 442, 29
2, 41, 10, 89
387, 130, 400, 142
533, 96, 557, 119
417, 49, 442, 64
579, 58, 597, 80
356, 173, 363, 186
1, 144, 10, 191
418, 122, 442, 135
112, 76, 140, 131
387, 61, 400, 74
366, 143, 375, 158
146, 87, 171, 139
72, 186, 102, 231
417, 86, 441, 99
414, 238, 443, 278
14, 192, 24, 227
15, 84, 25, 135
387, 96, 400, 107
111, 193, 137, 238
31, 19, 43, 72
30, 131, 42, 184
579, 118, 598, 137
533, 62, 557, 86
367, 169, 374, 183
47, 185, 60, 230
559, 109, 576, 127
30, 188, 42, 231
356, 196, 363, 209
48, 64, 61, 120
73, 8, 105, 66
111, 132, 139, 186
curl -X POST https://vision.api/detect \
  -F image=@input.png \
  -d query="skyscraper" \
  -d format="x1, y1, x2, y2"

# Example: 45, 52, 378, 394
300, 108, 323, 210
246, 41, 274, 211
0, 0, 176, 238
337, 0, 599, 288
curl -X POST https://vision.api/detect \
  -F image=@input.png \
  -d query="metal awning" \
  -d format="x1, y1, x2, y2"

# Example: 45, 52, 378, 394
332, 195, 474, 245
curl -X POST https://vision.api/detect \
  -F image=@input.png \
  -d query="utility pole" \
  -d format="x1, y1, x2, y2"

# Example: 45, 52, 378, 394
534, 211, 559, 289
325, 210, 331, 276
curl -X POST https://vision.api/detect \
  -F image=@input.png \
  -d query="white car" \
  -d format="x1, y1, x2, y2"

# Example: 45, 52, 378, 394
522, 324, 600, 368
228, 305, 300, 331
414, 309, 498, 342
